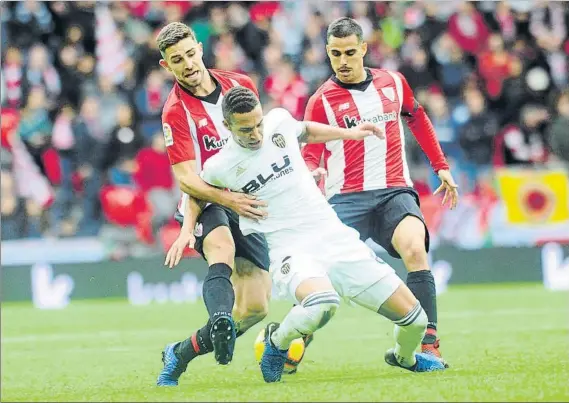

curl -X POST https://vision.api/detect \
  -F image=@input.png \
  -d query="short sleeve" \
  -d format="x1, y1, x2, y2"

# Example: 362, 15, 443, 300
162, 103, 195, 165
269, 108, 305, 140
304, 93, 327, 123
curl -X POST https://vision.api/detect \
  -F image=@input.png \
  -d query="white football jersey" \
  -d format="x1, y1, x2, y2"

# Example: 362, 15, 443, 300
200, 108, 342, 248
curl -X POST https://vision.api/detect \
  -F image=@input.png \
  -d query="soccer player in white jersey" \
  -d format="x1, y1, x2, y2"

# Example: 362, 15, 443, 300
185, 86, 447, 382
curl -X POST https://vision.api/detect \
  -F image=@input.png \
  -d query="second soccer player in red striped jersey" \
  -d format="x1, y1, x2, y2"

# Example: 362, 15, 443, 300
302, 17, 459, 365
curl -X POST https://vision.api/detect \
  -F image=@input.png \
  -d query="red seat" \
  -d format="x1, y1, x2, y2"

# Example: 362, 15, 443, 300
41, 148, 62, 185
158, 220, 200, 258
99, 185, 150, 227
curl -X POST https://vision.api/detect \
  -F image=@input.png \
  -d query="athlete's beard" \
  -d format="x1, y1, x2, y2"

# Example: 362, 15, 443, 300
176, 68, 214, 95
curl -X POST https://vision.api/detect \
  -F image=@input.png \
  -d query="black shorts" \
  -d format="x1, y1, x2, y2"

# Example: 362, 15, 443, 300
329, 187, 430, 259
175, 204, 270, 271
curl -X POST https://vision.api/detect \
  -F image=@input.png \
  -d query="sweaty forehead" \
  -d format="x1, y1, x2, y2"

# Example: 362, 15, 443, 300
166, 37, 198, 59
327, 35, 360, 51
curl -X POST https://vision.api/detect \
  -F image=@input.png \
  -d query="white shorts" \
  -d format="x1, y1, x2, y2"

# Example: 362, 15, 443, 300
267, 221, 401, 306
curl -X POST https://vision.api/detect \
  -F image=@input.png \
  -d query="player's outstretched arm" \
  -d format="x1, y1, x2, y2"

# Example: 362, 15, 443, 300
172, 160, 267, 220
164, 197, 202, 269
301, 121, 384, 144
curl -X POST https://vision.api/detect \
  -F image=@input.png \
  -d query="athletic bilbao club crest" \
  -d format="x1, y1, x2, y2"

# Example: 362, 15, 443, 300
163, 123, 174, 146
272, 133, 286, 148
281, 263, 290, 275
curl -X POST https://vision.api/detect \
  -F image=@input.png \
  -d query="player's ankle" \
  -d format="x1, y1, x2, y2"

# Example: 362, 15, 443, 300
422, 327, 437, 344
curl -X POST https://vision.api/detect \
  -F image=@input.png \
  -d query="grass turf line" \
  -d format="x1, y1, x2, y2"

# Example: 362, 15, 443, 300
2, 283, 568, 402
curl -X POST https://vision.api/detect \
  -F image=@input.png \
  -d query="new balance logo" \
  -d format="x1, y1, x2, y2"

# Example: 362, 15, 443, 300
339, 102, 350, 111
198, 118, 208, 128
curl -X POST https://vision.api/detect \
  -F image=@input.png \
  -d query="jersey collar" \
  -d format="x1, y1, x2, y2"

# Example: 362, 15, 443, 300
330, 68, 372, 92
177, 71, 222, 104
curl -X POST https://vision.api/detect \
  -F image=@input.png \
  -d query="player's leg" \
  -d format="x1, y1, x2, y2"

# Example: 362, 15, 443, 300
371, 189, 445, 362
231, 257, 271, 335
333, 255, 445, 373
260, 255, 340, 382
157, 206, 237, 386
228, 208, 273, 336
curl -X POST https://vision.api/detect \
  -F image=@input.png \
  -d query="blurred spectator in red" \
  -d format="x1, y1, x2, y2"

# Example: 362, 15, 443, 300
493, 2, 518, 44
264, 55, 308, 120
2, 47, 24, 109
133, 131, 178, 234
478, 33, 516, 100
448, 2, 490, 56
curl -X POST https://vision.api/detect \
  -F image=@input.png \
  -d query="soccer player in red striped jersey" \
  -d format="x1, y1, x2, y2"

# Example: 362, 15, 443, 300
153, 22, 307, 386
302, 18, 459, 364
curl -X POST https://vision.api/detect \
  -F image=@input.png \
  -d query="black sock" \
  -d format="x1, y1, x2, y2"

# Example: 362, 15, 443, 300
406, 270, 437, 342
175, 320, 214, 363
175, 320, 251, 363
203, 263, 234, 322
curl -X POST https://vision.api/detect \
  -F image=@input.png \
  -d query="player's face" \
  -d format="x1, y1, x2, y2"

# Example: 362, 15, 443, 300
326, 34, 367, 84
159, 37, 206, 89
225, 105, 264, 150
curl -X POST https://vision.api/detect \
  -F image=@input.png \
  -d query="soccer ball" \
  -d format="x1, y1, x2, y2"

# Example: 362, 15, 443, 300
254, 327, 306, 374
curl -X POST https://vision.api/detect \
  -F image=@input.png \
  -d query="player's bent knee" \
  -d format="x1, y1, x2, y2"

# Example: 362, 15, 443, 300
399, 239, 428, 270
203, 229, 236, 266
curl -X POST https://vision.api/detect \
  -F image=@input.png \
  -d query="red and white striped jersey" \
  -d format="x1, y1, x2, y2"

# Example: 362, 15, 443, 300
161, 69, 258, 215
302, 68, 448, 199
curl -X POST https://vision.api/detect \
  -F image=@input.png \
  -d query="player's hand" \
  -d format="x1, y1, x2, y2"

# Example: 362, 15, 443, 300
226, 192, 268, 220
165, 231, 196, 269
347, 122, 384, 141
311, 167, 327, 183
434, 169, 459, 209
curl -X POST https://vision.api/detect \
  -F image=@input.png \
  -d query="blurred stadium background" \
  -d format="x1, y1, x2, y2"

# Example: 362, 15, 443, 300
1, 1, 568, 401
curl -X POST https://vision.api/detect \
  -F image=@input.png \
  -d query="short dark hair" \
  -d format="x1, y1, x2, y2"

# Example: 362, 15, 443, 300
156, 22, 197, 56
326, 17, 363, 43
222, 86, 260, 122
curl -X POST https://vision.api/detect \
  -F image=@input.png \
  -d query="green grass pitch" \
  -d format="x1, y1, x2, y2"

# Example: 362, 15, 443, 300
2, 283, 568, 402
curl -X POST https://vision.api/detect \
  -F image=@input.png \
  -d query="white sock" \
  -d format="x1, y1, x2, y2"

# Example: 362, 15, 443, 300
393, 303, 427, 368
271, 291, 340, 350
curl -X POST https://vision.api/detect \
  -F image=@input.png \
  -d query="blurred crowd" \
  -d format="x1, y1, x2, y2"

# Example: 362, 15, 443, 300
1, 0, 569, 245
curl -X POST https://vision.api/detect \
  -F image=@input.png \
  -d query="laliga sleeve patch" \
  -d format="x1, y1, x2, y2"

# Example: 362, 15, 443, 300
163, 123, 174, 146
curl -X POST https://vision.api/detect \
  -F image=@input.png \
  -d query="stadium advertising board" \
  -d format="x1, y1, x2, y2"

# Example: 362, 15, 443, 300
2, 244, 568, 308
